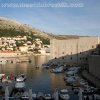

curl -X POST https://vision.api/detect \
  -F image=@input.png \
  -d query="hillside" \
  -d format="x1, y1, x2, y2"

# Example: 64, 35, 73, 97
0, 17, 79, 41
0, 17, 55, 38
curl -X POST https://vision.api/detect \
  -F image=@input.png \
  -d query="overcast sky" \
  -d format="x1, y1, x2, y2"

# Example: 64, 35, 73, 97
0, 0, 100, 36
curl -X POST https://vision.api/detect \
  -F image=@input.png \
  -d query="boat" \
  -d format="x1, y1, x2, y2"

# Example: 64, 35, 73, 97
37, 92, 44, 99
59, 89, 70, 100
32, 93, 37, 99
21, 91, 29, 99
65, 70, 76, 75
15, 74, 26, 89
15, 81, 25, 89
73, 87, 79, 94
51, 67, 63, 73
44, 93, 52, 100
42, 65, 50, 69
16, 74, 26, 82
65, 76, 78, 84
42, 64, 50, 69
21, 91, 37, 100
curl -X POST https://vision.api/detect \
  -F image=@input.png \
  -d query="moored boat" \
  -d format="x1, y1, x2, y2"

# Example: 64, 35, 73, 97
16, 74, 26, 82
59, 89, 70, 100
37, 92, 44, 100
44, 93, 52, 100
51, 67, 64, 73
15, 81, 26, 89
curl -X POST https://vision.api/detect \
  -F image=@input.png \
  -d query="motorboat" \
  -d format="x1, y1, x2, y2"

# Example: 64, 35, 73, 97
65, 71, 75, 75
68, 67, 80, 71
16, 74, 26, 82
42, 64, 50, 69
21, 91, 29, 99
66, 68, 79, 75
79, 79, 88, 86
66, 77, 76, 83
37, 92, 44, 99
15, 81, 25, 89
44, 93, 52, 100
21, 91, 37, 99
64, 75, 79, 81
32, 93, 37, 99
73, 87, 79, 94
51, 67, 63, 73
66, 67, 79, 75
59, 89, 70, 100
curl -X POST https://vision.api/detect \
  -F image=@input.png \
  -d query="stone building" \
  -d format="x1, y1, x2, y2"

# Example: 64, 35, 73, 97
88, 45, 100, 79
50, 36, 100, 65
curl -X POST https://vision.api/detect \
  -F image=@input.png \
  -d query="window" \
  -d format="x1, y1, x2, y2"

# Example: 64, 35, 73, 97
86, 57, 88, 61
92, 45, 94, 48
70, 57, 72, 60
62, 52, 64, 54
62, 57, 64, 59
55, 57, 57, 59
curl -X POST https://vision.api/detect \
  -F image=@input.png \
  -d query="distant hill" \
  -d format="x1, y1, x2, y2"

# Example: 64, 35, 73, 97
0, 17, 79, 42
0, 17, 55, 38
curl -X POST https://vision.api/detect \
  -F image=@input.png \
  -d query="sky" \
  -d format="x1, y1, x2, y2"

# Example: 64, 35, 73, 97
0, 0, 100, 36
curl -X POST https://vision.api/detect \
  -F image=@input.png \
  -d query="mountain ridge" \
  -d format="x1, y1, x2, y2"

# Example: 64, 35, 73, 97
0, 17, 79, 40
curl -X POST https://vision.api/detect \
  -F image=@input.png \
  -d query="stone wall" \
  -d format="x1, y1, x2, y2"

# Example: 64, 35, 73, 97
89, 55, 100, 79
50, 36, 99, 65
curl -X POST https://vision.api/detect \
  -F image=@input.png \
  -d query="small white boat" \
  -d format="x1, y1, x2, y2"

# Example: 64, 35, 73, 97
37, 92, 44, 99
15, 81, 25, 89
66, 71, 76, 75
43, 65, 50, 69
32, 93, 37, 99
16, 74, 26, 82
51, 67, 63, 73
44, 94, 52, 100
21, 91, 37, 99
73, 87, 79, 94
42, 63, 50, 69
66, 77, 76, 83
59, 89, 70, 100
21, 91, 29, 99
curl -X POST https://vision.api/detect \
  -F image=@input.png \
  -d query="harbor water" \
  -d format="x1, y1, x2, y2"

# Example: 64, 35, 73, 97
0, 55, 66, 93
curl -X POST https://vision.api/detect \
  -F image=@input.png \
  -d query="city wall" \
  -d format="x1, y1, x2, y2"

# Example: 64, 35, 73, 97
50, 36, 99, 65
88, 55, 100, 79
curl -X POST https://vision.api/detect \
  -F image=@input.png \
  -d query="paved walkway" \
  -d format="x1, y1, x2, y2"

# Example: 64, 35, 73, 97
82, 70, 100, 88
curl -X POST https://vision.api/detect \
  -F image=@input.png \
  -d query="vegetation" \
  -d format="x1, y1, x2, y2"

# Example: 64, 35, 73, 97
0, 29, 28, 37
0, 29, 50, 44
29, 34, 50, 44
